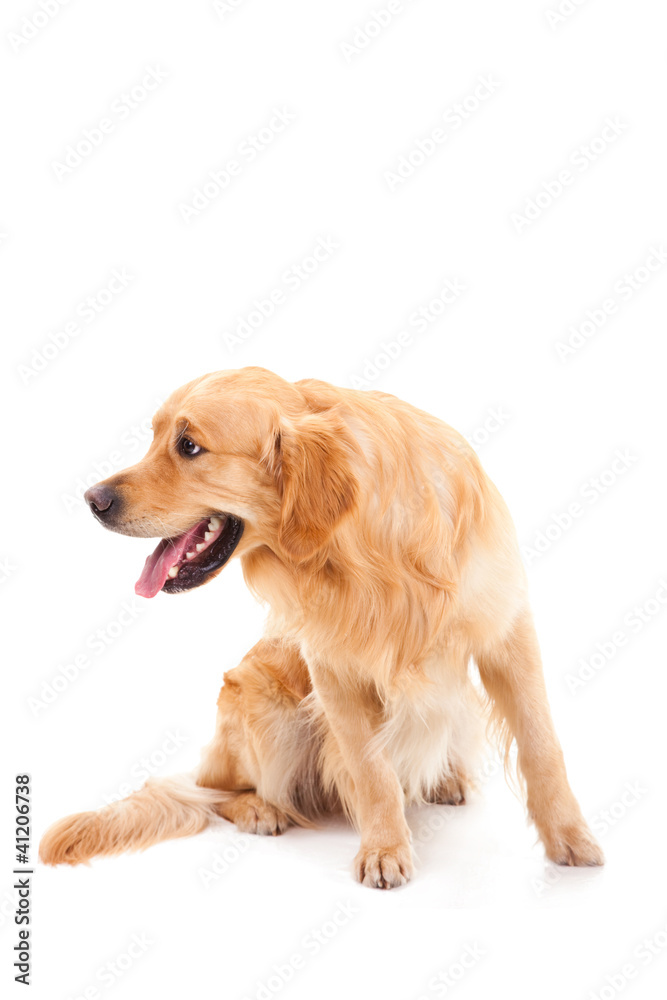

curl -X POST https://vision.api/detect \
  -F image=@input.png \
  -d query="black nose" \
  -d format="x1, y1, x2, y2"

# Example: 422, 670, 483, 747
84, 484, 115, 516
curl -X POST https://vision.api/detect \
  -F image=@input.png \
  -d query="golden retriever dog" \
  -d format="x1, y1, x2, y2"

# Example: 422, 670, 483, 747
40, 367, 603, 887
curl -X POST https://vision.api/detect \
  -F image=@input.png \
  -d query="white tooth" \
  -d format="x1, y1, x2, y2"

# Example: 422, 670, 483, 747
168, 566, 179, 578
204, 532, 213, 541
209, 516, 221, 530
186, 551, 195, 560
196, 543, 206, 552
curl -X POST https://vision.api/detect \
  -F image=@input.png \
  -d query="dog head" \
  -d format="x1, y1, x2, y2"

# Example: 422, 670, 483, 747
84, 367, 359, 597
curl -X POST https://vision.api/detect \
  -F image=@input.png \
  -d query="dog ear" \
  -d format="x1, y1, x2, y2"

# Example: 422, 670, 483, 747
267, 412, 358, 562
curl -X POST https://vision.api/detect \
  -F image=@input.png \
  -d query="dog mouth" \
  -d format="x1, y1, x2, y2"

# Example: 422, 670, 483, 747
135, 514, 244, 598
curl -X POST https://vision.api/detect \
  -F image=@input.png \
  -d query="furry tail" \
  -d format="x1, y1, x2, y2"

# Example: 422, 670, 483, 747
39, 775, 231, 866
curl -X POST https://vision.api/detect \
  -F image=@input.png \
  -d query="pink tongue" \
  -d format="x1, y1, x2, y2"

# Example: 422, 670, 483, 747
135, 521, 208, 599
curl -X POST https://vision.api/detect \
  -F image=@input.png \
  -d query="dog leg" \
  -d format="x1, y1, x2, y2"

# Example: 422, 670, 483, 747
195, 638, 316, 836
309, 662, 413, 889
195, 732, 292, 837
475, 608, 603, 866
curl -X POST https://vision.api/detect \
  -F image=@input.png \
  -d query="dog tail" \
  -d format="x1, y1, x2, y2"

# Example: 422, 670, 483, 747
39, 775, 231, 866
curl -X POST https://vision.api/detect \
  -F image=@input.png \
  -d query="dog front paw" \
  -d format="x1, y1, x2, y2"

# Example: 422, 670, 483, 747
354, 842, 413, 889
541, 821, 604, 867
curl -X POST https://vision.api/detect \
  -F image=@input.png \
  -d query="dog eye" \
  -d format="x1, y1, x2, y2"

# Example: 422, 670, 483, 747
179, 437, 202, 457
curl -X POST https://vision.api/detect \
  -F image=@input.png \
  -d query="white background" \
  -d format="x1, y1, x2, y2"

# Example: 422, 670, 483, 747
2, 1, 666, 998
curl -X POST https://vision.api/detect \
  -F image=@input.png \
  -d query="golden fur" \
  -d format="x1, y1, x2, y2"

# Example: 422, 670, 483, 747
40, 367, 603, 887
